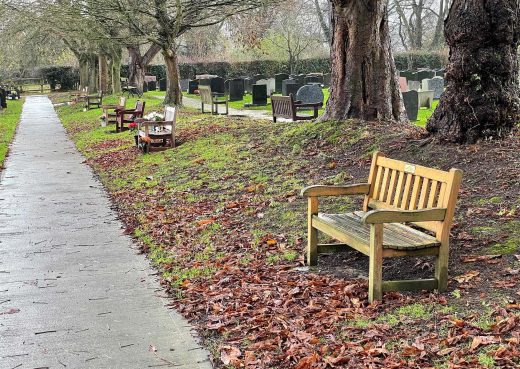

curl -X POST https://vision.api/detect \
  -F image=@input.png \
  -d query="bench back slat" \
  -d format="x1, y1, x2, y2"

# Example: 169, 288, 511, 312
199, 86, 213, 104
271, 94, 295, 119
364, 152, 462, 236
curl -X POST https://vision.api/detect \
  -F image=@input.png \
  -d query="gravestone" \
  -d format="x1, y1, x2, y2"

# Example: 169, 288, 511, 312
417, 69, 435, 81
305, 73, 324, 85
282, 79, 301, 96
256, 78, 275, 95
399, 77, 408, 92
296, 84, 324, 104
0, 88, 7, 109
408, 72, 419, 81
418, 90, 434, 109
180, 79, 190, 92
252, 84, 267, 105
142, 82, 148, 93
253, 74, 267, 83
159, 79, 167, 91
295, 74, 306, 85
227, 78, 245, 101
188, 80, 199, 94
435, 69, 446, 78
408, 81, 421, 91
243, 77, 253, 94
402, 91, 418, 121
147, 80, 157, 91
423, 77, 444, 99
323, 73, 332, 87
275, 73, 290, 93
400, 70, 414, 81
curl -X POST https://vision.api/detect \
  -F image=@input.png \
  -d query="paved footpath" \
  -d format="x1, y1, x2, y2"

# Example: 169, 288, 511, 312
0, 96, 212, 369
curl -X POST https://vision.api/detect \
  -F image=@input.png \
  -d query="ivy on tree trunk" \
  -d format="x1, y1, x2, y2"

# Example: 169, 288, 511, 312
427, 0, 520, 143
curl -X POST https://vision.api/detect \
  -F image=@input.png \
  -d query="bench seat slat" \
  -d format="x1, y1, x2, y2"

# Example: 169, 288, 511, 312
315, 212, 440, 251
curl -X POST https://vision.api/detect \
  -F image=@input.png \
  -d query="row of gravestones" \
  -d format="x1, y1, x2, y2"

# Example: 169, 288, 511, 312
399, 75, 445, 121
400, 69, 445, 82
180, 73, 329, 106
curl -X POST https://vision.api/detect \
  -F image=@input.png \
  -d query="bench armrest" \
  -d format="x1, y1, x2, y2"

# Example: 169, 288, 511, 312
301, 183, 370, 197
362, 208, 447, 224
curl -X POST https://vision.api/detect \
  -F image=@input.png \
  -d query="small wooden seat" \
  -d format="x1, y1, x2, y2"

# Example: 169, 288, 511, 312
199, 85, 228, 115
271, 94, 322, 122
137, 106, 177, 153
302, 152, 463, 302
115, 100, 145, 132
102, 96, 126, 126
85, 92, 103, 110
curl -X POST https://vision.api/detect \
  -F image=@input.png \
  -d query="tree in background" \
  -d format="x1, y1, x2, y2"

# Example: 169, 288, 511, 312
427, 0, 520, 143
322, 0, 406, 122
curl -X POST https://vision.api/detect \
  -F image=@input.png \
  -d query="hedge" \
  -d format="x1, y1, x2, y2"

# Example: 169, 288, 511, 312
40, 67, 79, 90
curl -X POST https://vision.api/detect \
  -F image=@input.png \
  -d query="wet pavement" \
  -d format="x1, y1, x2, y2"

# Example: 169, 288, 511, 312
0, 96, 212, 369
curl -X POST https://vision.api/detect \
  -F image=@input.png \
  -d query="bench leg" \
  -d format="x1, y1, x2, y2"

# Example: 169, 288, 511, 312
435, 239, 449, 292
368, 224, 383, 303
307, 197, 318, 266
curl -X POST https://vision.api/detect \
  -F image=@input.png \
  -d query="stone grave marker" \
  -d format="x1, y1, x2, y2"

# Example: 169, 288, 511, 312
422, 77, 444, 99
256, 78, 275, 95
227, 78, 245, 101
305, 73, 324, 85
243, 77, 253, 94
296, 84, 324, 104
417, 69, 435, 81
159, 79, 167, 91
323, 73, 331, 87
435, 69, 446, 78
147, 80, 157, 91
142, 82, 148, 93
188, 80, 199, 94
253, 74, 267, 83
408, 81, 421, 91
282, 79, 301, 96
418, 90, 434, 109
399, 77, 408, 92
180, 79, 190, 92
275, 73, 290, 93
252, 84, 267, 105
402, 91, 419, 121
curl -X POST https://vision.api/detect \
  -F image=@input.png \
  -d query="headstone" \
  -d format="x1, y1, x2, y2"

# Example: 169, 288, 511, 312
305, 73, 324, 85
435, 69, 446, 78
227, 78, 245, 101
417, 69, 435, 81
200, 76, 225, 94
409, 72, 419, 81
296, 84, 324, 105
399, 77, 408, 92
159, 79, 167, 91
243, 77, 253, 94
423, 77, 444, 99
253, 74, 267, 83
256, 78, 275, 95
400, 70, 413, 81
402, 91, 418, 121
252, 84, 267, 105
180, 79, 190, 92
144, 75, 157, 83
295, 74, 306, 85
323, 73, 332, 87
274, 73, 290, 93
282, 79, 297, 96
188, 80, 199, 94
418, 90, 434, 109
142, 82, 148, 93
147, 80, 157, 91
0, 88, 7, 109
408, 81, 421, 91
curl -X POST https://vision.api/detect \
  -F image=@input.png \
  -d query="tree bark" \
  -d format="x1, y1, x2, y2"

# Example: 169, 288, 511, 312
427, 0, 520, 143
98, 54, 109, 94
88, 56, 98, 93
162, 47, 182, 106
127, 44, 161, 94
111, 52, 122, 94
79, 57, 89, 90
322, 0, 406, 123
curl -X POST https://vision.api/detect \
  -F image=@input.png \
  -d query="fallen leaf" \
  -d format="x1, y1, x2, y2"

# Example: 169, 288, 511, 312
266, 239, 277, 246
454, 270, 480, 283
221, 346, 241, 366
0, 308, 20, 315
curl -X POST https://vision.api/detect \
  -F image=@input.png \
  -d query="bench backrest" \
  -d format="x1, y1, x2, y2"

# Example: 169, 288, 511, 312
164, 106, 177, 124
199, 85, 213, 104
364, 152, 462, 238
271, 94, 295, 120
134, 100, 145, 116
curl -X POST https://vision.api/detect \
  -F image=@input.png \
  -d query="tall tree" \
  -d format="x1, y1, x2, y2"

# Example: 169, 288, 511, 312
321, 0, 406, 122
427, 0, 520, 143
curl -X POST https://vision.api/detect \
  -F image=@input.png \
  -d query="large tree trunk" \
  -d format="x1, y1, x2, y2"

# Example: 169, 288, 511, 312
98, 54, 109, 94
127, 44, 161, 94
111, 51, 122, 94
88, 56, 98, 93
79, 57, 89, 90
162, 48, 182, 106
427, 0, 520, 143
322, 0, 406, 122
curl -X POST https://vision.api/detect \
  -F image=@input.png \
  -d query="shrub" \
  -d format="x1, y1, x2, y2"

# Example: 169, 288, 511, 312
40, 67, 79, 90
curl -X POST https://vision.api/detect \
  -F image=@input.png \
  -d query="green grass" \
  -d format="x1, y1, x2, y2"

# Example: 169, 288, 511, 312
0, 98, 24, 168
416, 100, 439, 127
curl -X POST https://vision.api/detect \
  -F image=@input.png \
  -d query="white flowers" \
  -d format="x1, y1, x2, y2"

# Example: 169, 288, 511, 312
144, 111, 164, 121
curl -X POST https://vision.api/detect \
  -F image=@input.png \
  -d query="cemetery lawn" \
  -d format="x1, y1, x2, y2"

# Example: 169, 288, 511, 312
416, 100, 439, 127
55, 93, 520, 369
0, 98, 24, 169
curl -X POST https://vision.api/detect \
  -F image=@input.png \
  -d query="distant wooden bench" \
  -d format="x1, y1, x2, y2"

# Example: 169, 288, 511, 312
102, 96, 126, 126
271, 94, 322, 122
199, 85, 228, 115
115, 100, 145, 132
302, 152, 462, 302
85, 92, 103, 110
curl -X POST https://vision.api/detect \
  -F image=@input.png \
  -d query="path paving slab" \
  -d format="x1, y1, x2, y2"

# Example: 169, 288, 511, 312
0, 96, 212, 369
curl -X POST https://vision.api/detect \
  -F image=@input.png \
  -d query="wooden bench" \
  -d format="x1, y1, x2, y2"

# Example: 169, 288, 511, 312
137, 106, 177, 153
271, 94, 322, 122
85, 92, 103, 110
102, 96, 126, 126
199, 85, 228, 115
115, 100, 145, 132
302, 152, 462, 302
